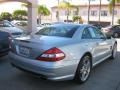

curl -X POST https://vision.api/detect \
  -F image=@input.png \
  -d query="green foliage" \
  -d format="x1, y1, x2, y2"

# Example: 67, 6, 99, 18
72, 15, 83, 23
38, 5, 50, 16
13, 10, 27, 20
0, 12, 12, 21
58, 1, 71, 10
37, 5, 50, 24
21, 3, 28, 8
109, 0, 120, 14
117, 18, 120, 24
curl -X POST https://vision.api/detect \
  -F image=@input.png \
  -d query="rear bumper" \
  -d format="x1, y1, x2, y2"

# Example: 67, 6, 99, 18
9, 52, 78, 81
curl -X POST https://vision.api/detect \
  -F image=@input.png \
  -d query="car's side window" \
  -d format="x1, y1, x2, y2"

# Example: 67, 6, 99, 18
117, 26, 120, 29
81, 28, 92, 39
89, 27, 106, 39
114, 26, 120, 30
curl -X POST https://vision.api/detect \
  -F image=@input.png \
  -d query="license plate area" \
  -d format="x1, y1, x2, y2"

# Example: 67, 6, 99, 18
16, 45, 30, 57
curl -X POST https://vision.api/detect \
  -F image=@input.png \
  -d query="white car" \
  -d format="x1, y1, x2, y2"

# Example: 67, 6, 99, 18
0, 20, 23, 38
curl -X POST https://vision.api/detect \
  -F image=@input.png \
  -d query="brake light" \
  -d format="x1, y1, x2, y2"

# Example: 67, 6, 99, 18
37, 47, 65, 62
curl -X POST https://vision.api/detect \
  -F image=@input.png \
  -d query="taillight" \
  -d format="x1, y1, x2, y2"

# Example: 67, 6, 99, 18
36, 47, 65, 62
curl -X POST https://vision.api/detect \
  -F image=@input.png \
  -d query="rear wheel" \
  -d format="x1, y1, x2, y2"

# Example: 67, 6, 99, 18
110, 43, 117, 59
75, 55, 92, 83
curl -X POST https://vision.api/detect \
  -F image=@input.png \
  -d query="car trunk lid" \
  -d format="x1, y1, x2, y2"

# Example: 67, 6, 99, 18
12, 35, 71, 59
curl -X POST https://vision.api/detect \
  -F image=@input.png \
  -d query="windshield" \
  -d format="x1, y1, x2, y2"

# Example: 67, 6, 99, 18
36, 25, 80, 38
0, 21, 14, 27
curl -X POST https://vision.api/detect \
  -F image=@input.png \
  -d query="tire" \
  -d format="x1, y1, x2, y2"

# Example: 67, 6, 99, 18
110, 43, 117, 59
74, 55, 92, 83
114, 33, 119, 38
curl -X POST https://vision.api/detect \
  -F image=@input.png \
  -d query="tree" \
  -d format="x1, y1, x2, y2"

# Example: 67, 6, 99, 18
73, 15, 83, 23
21, 3, 28, 8
0, 12, 12, 21
88, 0, 91, 24
58, 0, 74, 21
38, 5, 50, 24
56, 0, 60, 21
99, 0, 102, 24
117, 18, 120, 24
109, 0, 120, 25
13, 10, 27, 20
87, 0, 96, 24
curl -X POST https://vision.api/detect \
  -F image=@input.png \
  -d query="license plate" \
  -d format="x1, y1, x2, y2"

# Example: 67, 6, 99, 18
17, 46, 30, 57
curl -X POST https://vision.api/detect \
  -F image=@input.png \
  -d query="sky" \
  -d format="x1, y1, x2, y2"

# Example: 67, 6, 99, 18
0, 0, 109, 13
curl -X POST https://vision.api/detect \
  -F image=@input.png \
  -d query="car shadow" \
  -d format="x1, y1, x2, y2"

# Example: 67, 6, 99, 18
0, 52, 120, 90
0, 55, 8, 64
10, 51, 120, 90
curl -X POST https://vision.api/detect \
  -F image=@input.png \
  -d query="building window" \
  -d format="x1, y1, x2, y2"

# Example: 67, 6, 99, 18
65, 11, 70, 15
101, 10, 108, 16
83, 11, 88, 16
114, 10, 117, 15
73, 10, 78, 15
91, 10, 97, 16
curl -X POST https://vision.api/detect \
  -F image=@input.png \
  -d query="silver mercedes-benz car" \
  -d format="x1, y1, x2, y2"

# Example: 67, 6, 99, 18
9, 24, 117, 83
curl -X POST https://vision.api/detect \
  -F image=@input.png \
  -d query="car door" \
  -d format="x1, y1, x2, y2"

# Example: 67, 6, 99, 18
89, 27, 111, 63
81, 27, 103, 64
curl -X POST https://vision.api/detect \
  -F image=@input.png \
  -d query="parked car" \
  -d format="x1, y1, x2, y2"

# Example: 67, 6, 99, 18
102, 25, 120, 38
92, 24, 102, 29
0, 20, 23, 38
41, 23, 51, 26
0, 31, 11, 57
9, 24, 117, 83
14, 21, 28, 27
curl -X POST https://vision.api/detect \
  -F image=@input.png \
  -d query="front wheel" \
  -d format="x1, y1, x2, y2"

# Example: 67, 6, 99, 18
75, 55, 92, 83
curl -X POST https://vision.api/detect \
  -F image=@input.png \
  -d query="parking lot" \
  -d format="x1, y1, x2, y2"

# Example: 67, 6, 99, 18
0, 39, 120, 90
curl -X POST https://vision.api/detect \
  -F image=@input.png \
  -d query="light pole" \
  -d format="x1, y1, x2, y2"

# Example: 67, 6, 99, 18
88, 0, 91, 24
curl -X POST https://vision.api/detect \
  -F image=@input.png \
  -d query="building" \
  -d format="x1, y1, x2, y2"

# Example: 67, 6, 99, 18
51, 2, 120, 26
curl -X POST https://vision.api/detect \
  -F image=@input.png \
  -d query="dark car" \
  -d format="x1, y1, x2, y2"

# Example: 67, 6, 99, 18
92, 24, 102, 29
102, 25, 120, 38
0, 31, 10, 57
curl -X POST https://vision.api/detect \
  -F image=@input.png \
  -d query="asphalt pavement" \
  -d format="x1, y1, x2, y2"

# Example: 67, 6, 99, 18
0, 39, 120, 90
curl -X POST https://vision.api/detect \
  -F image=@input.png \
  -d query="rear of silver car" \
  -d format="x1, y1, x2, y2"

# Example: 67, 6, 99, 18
9, 24, 81, 81
9, 39, 78, 80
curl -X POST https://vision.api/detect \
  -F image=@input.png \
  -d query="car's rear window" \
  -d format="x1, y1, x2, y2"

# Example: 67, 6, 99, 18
36, 25, 80, 38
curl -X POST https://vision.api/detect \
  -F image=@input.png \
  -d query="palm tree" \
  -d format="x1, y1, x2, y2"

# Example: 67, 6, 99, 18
57, 0, 60, 21
21, 3, 28, 8
98, 0, 102, 24
38, 5, 50, 24
109, 0, 120, 25
21, 4, 50, 24
88, 0, 91, 24
58, 0, 71, 21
